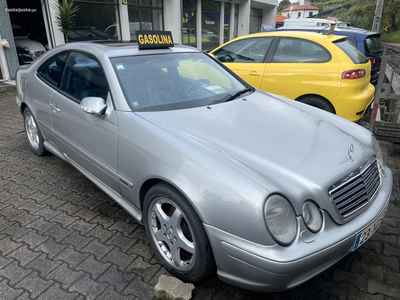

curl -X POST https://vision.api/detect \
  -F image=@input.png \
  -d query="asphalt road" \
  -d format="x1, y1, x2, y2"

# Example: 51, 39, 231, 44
0, 86, 399, 300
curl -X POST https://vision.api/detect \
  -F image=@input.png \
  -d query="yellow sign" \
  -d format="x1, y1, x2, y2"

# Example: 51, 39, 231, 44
384, 26, 388, 32
121, 0, 127, 4
136, 31, 174, 49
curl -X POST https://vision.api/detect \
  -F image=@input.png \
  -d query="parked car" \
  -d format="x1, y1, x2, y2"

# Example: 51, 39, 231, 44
202, 29, 219, 41
210, 31, 375, 122
67, 27, 118, 42
283, 18, 350, 28
12, 24, 46, 64
15, 34, 392, 292
105, 22, 153, 40
276, 24, 383, 84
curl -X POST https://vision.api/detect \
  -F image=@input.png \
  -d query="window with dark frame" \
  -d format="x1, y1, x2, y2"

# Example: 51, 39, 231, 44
71, 0, 121, 39
127, 0, 164, 41
38, 53, 68, 87
60, 52, 109, 102
182, 0, 196, 46
271, 37, 331, 63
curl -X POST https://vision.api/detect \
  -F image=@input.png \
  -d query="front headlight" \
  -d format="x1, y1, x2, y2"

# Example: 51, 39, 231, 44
264, 195, 297, 246
302, 201, 323, 233
372, 135, 384, 175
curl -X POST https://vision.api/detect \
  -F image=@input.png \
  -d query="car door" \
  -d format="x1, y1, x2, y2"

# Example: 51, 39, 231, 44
260, 37, 339, 100
50, 51, 119, 192
212, 37, 273, 89
34, 52, 68, 142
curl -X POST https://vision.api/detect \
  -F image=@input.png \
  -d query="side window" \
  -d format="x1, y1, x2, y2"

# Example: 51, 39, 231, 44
271, 38, 331, 63
60, 52, 109, 102
213, 37, 273, 63
38, 53, 68, 87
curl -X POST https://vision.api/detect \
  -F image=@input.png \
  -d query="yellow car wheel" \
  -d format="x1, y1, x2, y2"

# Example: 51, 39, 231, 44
298, 96, 335, 114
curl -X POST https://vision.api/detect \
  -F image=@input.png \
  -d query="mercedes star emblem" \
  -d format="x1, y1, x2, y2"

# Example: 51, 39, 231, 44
348, 144, 354, 161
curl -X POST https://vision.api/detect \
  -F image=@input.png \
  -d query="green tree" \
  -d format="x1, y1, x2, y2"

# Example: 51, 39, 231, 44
278, 0, 291, 12
52, 0, 79, 43
384, 0, 400, 29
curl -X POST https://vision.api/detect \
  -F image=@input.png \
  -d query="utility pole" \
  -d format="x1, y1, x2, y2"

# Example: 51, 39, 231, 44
372, 0, 385, 32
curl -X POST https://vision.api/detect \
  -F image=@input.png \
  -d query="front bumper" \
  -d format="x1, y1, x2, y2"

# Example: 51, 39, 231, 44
204, 166, 392, 292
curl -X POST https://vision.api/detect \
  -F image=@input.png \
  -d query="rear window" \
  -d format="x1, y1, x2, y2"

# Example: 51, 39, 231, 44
364, 36, 383, 56
334, 39, 369, 64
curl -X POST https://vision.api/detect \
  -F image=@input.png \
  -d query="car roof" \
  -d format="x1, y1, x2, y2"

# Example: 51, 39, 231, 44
240, 30, 346, 42
284, 18, 333, 23
278, 26, 380, 37
51, 41, 202, 58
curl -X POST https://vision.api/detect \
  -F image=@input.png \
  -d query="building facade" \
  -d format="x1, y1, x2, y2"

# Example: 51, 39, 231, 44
275, 14, 288, 28
0, 0, 278, 80
281, 4, 319, 19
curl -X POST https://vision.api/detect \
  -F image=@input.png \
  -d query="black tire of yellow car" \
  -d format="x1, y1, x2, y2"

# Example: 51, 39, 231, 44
23, 107, 49, 156
143, 182, 216, 282
298, 96, 335, 114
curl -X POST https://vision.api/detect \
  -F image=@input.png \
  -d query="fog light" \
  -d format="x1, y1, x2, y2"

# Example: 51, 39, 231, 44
302, 201, 323, 233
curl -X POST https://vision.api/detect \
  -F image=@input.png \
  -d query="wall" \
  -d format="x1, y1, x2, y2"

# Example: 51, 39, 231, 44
0, 1, 19, 79
238, 0, 251, 37
164, 0, 182, 44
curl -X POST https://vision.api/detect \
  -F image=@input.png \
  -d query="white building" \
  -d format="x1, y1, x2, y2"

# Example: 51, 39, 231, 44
281, 4, 319, 19
0, 0, 278, 80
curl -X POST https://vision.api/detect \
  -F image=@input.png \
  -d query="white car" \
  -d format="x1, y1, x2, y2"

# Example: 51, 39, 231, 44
13, 24, 46, 64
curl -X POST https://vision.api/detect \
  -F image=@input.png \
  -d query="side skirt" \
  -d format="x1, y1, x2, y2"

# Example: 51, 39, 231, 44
43, 141, 143, 224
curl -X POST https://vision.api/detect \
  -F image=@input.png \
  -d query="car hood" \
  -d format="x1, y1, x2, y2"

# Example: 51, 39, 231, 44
135, 91, 375, 218
14, 38, 45, 52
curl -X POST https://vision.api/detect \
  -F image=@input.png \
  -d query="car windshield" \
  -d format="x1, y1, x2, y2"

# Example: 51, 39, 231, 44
364, 35, 383, 56
111, 52, 249, 112
13, 27, 27, 38
334, 39, 369, 64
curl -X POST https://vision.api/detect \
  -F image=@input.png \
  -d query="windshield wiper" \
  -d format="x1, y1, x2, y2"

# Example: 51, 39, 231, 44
221, 88, 254, 103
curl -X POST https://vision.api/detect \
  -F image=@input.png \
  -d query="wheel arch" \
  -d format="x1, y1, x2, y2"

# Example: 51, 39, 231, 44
20, 102, 28, 116
139, 178, 202, 217
295, 94, 336, 114
139, 178, 163, 211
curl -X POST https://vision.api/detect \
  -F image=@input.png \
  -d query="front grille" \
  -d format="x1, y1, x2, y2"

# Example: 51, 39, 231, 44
328, 158, 381, 218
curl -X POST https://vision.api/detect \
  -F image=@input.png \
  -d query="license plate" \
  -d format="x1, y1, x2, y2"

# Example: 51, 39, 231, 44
352, 209, 386, 251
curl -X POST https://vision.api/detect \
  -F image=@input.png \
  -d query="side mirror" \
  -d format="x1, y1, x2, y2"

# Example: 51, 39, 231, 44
80, 97, 107, 116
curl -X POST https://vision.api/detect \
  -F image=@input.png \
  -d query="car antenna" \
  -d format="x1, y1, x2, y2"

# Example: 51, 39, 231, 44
318, 22, 336, 34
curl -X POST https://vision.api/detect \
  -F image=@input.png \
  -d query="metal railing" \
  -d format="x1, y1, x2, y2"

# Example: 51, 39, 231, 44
369, 44, 400, 142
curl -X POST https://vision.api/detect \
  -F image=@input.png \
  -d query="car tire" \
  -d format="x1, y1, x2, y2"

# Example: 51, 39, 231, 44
298, 96, 335, 114
23, 107, 49, 156
143, 182, 216, 282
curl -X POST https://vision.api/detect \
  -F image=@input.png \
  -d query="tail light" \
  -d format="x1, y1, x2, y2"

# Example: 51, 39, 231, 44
369, 57, 376, 65
342, 69, 366, 79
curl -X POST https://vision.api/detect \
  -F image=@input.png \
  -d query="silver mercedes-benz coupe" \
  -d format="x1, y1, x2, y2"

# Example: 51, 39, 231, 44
15, 37, 392, 292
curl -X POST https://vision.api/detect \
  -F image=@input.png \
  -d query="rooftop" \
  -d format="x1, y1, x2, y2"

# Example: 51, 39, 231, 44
282, 5, 320, 12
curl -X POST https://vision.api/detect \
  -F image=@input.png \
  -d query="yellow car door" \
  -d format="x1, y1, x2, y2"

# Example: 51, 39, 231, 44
260, 37, 341, 101
211, 37, 274, 89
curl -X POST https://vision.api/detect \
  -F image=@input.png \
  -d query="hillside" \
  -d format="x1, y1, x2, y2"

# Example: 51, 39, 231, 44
309, 0, 400, 42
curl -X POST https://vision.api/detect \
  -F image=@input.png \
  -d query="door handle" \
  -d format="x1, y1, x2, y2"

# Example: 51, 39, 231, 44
51, 103, 61, 113
249, 71, 261, 76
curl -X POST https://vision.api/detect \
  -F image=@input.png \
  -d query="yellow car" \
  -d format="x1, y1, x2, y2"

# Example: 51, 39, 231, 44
210, 31, 375, 121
